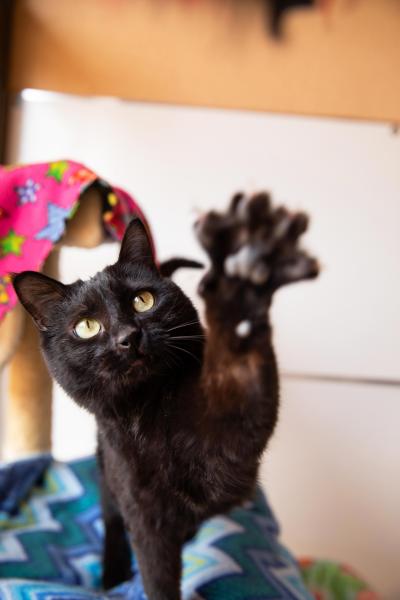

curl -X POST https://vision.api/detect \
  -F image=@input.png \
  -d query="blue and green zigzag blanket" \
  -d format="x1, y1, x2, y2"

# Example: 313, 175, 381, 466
0, 455, 312, 600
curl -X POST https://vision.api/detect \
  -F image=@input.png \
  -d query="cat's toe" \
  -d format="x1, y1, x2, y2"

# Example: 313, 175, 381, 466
242, 192, 272, 226
194, 208, 239, 266
271, 253, 319, 289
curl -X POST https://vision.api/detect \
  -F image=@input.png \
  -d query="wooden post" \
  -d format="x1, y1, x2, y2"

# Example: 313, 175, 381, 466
0, 0, 13, 164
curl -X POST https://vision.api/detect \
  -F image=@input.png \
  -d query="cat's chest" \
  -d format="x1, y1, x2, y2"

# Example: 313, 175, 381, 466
101, 422, 195, 496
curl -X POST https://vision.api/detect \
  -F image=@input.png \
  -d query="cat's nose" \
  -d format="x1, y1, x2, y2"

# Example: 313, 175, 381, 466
115, 327, 140, 350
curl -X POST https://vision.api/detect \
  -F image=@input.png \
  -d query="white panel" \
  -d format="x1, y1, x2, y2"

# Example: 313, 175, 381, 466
6, 93, 400, 381
261, 378, 400, 599
52, 381, 96, 460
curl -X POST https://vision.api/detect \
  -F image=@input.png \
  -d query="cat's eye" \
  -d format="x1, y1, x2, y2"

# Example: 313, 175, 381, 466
133, 290, 155, 313
74, 318, 101, 339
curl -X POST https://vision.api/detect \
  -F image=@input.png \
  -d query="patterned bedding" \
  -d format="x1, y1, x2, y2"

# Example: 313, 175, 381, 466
0, 455, 377, 599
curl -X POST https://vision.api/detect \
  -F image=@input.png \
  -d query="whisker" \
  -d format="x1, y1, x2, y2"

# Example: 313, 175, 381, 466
164, 347, 182, 367
166, 320, 201, 333
169, 335, 205, 341
166, 343, 202, 365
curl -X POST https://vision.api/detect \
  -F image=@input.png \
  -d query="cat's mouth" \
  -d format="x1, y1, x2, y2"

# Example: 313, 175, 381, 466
99, 347, 150, 379
131, 357, 145, 368
123, 354, 148, 375
109, 357, 149, 385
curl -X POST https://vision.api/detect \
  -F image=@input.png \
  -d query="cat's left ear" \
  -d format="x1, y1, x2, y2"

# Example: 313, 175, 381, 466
12, 271, 67, 331
118, 218, 156, 268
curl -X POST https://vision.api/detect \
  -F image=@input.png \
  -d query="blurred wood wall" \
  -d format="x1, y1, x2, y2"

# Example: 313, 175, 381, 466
0, 0, 13, 162
8, 0, 400, 122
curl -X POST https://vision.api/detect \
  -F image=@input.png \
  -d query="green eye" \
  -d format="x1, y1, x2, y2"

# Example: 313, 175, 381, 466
74, 318, 101, 339
133, 290, 155, 313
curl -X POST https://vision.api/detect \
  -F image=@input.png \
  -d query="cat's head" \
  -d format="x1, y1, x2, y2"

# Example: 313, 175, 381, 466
13, 220, 203, 416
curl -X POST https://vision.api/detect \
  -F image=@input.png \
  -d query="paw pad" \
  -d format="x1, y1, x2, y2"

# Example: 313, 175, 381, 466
235, 320, 252, 338
224, 245, 270, 284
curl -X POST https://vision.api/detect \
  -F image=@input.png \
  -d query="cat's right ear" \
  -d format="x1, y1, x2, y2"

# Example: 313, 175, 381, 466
12, 271, 67, 331
118, 218, 156, 268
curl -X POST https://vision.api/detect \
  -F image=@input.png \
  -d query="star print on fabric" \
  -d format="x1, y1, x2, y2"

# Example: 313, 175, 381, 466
15, 178, 41, 204
47, 161, 69, 183
107, 192, 118, 207
68, 201, 79, 220
35, 203, 72, 243
0, 287, 9, 304
68, 168, 96, 186
0, 229, 25, 256
0, 275, 11, 304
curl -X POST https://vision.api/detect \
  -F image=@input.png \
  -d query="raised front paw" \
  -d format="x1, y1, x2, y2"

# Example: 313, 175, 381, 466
195, 192, 319, 296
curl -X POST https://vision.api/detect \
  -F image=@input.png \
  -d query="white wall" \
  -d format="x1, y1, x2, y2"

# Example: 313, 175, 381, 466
2, 91, 400, 598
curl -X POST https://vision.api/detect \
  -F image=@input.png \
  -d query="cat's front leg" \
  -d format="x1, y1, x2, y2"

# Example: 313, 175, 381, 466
131, 526, 183, 600
194, 193, 318, 450
99, 474, 133, 589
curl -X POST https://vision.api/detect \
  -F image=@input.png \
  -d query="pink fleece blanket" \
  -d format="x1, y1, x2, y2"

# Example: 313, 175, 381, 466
0, 160, 149, 322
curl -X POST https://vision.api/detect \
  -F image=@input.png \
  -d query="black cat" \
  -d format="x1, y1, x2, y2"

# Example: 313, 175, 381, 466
13, 193, 318, 600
